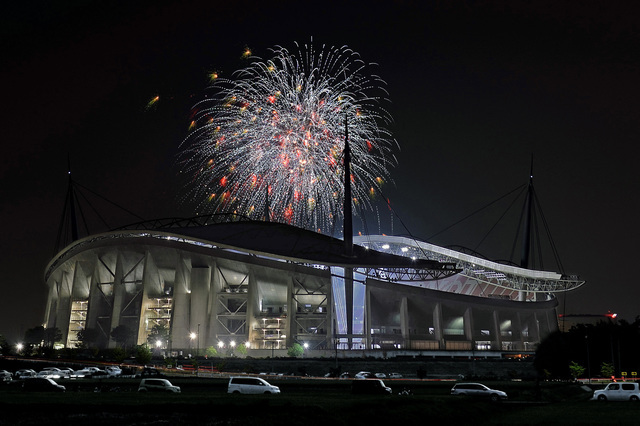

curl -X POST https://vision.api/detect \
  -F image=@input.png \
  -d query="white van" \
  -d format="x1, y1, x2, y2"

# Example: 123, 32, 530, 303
593, 382, 640, 401
227, 376, 280, 394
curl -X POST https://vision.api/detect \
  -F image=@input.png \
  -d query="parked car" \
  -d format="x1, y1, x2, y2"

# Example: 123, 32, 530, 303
22, 377, 66, 392
105, 366, 122, 376
138, 378, 181, 393
135, 367, 166, 378
0, 370, 12, 382
91, 370, 110, 379
36, 370, 54, 379
593, 382, 640, 401
72, 368, 105, 378
15, 369, 36, 379
352, 379, 392, 395
388, 373, 403, 379
450, 383, 507, 402
59, 368, 75, 377
227, 376, 280, 394
374, 373, 387, 379
40, 367, 69, 379
354, 371, 374, 379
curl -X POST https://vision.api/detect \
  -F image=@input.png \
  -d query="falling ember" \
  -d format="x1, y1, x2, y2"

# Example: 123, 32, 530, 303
178, 40, 397, 233
146, 95, 160, 110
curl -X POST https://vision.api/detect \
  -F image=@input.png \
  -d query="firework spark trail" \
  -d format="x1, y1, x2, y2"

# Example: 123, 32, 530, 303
178, 41, 398, 234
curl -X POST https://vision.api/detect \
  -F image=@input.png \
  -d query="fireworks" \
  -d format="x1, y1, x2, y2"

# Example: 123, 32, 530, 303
178, 41, 398, 234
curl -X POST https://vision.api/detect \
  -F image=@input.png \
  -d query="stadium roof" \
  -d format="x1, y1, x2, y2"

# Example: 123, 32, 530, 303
47, 218, 461, 282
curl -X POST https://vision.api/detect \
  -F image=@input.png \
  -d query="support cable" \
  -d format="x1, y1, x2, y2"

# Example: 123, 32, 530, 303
427, 184, 526, 241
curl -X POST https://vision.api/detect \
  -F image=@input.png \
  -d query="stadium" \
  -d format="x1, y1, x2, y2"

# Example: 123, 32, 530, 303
42, 44, 585, 357
43, 211, 584, 357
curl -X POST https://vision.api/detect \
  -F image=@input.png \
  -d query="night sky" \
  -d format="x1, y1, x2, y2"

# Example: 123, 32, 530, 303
2, 1, 639, 342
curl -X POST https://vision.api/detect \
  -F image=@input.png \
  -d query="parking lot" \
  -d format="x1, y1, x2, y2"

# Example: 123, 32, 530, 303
3, 374, 640, 425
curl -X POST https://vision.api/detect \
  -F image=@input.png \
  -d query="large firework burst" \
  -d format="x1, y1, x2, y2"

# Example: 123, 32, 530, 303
178, 41, 397, 234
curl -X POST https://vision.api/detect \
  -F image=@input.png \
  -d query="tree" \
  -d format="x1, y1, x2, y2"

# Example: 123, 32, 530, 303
43, 327, 62, 348
111, 325, 135, 349
0, 334, 9, 355
533, 330, 570, 379
205, 346, 218, 357
146, 324, 169, 348
236, 343, 248, 356
287, 342, 304, 357
110, 347, 127, 363
135, 344, 152, 365
24, 326, 45, 346
600, 362, 615, 378
77, 328, 100, 348
569, 361, 585, 380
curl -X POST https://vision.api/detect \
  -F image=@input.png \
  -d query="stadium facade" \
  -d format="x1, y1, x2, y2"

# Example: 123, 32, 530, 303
43, 216, 584, 356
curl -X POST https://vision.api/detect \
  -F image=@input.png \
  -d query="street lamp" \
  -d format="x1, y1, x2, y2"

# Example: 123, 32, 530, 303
189, 332, 196, 357
197, 323, 200, 358
586, 334, 591, 383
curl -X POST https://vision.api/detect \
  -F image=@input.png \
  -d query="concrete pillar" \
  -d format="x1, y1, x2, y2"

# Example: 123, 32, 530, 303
492, 310, 502, 351
56, 269, 73, 346
344, 267, 353, 349
206, 261, 218, 351
108, 252, 126, 348
190, 266, 211, 356
400, 296, 409, 348
433, 302, 443, 349
364, 284, 371, 349
86, 256, 110, 345
44, 277, 59, 331
285, 276, 294, 348
171, 255, 191, 351
516, 311, 524, 351
136, 252, 152, 346
246, 270, 259, 347
464, 307, 473, 349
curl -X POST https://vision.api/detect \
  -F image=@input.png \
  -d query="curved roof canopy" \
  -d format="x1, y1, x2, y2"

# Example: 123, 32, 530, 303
47, 218, 461, 282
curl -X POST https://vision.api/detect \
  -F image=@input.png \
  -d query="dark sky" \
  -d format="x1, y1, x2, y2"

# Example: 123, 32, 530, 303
2, 1, 639, 342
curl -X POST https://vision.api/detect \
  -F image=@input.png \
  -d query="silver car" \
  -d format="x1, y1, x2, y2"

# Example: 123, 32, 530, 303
138, 378, 181, 393
0, 370, 11, 382
593, 382, 640, 401
450, 382, 507, 402
228, 376, 280, 394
